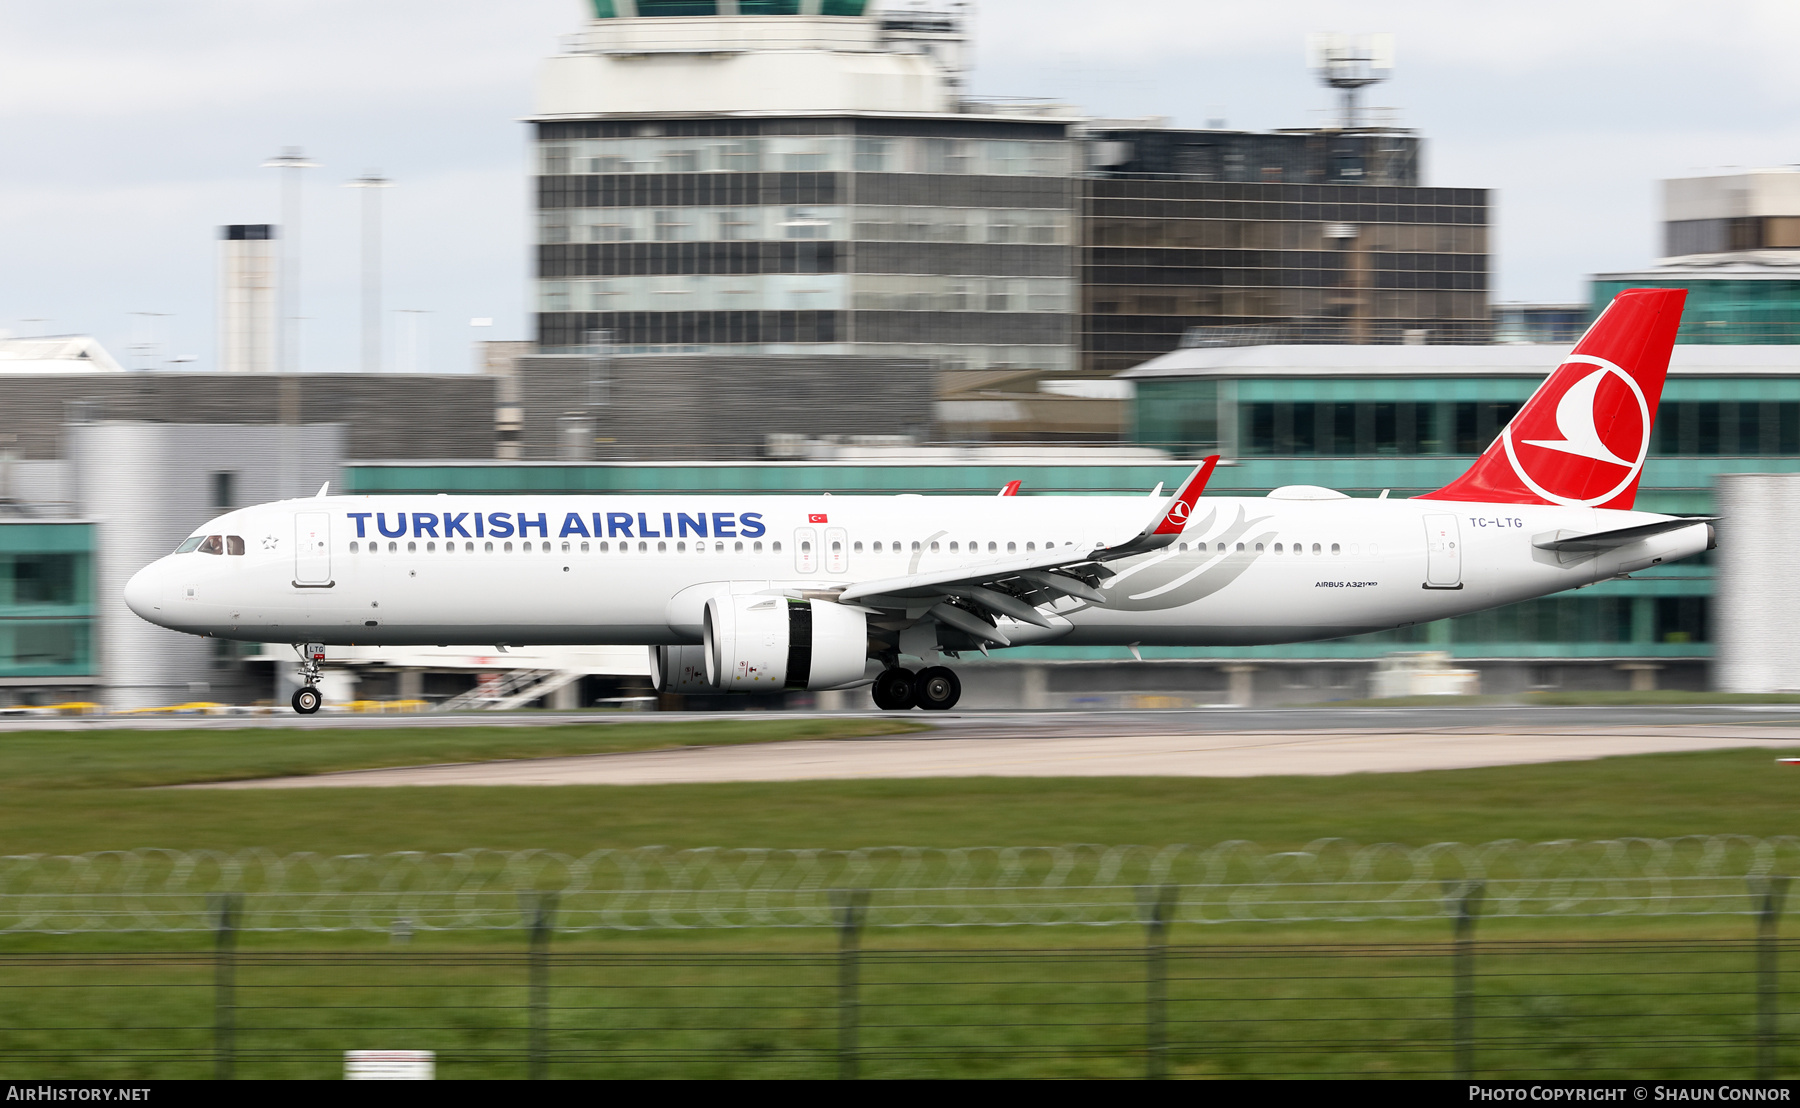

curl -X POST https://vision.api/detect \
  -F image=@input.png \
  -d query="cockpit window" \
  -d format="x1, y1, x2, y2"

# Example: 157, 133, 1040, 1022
175, 536, 204, 554
226, 536, 245, 556
197, 535, 224, 555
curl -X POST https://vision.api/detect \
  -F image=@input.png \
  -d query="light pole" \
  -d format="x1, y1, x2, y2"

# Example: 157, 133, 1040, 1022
396, 309, 433, 373
345, 171, 392, 373
261, 147, 317, 374
126, 312, 172, 370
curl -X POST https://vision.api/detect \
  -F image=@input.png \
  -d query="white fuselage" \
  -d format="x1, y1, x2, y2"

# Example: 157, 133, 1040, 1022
123, 493, 1709, 651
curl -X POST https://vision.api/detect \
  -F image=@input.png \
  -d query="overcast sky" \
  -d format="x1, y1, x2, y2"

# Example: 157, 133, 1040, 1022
2, 0, 1795, 372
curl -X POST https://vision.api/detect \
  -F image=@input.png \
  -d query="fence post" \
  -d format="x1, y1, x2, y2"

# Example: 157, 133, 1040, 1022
1446, 880, 1485, 1081
525, 892, 557, 1081
1142, 884, 1178, 1080
833, 889, 870, 1081
1753, 876, 1791, 1079
210, 893, 240, 1082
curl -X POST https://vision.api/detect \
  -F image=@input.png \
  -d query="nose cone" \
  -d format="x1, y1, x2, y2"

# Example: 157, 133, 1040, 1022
123, 562, 165, 623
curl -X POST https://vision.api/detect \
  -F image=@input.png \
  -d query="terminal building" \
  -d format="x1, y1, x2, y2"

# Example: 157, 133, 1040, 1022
532, 1, 1080, 383
527, 2, 1495, 442
1592, 169, 1800, 345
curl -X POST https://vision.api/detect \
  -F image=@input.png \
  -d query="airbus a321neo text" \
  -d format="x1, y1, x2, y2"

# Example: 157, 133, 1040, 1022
126, 288, 1711, 715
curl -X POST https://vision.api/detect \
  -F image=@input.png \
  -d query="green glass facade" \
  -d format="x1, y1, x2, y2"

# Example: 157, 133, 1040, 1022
1591, 278, 1800, 344
0, 524, 96, 680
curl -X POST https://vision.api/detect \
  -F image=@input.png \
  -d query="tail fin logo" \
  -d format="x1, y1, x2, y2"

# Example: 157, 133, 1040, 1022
1500, 354, 1650, 507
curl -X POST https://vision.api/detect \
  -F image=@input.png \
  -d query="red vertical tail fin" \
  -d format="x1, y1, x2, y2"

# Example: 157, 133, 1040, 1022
1420, 288, 1685, 509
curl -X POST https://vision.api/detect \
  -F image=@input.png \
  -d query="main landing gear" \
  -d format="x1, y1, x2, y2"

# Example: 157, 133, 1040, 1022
871, 666, 961, 712
291, 642, 325, 715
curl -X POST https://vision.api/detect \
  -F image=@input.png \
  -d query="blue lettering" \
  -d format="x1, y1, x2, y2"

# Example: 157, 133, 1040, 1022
487, 512, 515, 539
559, 512, 591, 538
592, 513, 605, 539
677, 512, 707, 538
348, 512, 372, 538
662, 512, 674, 540
475, 512, 485, 538
740, 512, 766, 538
638, 512, 660, 538
377, 512, 408, 539
412, 513, 439, 538
608, 512, 634, 538
518, 512, 548, 538
713, 512, 736, 538
444, 512, 471, 539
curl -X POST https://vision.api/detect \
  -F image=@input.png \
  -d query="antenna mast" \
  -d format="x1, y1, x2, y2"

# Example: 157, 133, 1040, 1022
1306, 33, 1394, 130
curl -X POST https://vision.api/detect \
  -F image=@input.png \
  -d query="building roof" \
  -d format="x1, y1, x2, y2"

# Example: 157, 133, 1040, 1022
0, 336, 124, 375
1596, 251, 1800, 281
1119, 343, 1800, 380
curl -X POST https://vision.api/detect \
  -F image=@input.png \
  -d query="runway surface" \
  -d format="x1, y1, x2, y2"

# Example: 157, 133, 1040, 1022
181, 706, 1800, 788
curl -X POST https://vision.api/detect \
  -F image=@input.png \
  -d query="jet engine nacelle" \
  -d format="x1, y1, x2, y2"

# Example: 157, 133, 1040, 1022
704, 594, 868, 692
649, 644, 716, 693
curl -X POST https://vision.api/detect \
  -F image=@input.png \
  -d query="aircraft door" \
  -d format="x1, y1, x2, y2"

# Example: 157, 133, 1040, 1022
295, 512, 332, 586
794, 527, 818, 573
1423, 513, 1462, 589
825, 526, 848, 574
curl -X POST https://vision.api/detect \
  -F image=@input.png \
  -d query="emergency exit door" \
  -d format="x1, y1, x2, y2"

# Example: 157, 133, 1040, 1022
1423, 513, 1462, 589
294, 512, 332, 586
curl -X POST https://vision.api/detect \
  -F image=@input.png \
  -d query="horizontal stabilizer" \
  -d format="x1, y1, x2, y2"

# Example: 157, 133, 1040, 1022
1532, 517, 1717, 554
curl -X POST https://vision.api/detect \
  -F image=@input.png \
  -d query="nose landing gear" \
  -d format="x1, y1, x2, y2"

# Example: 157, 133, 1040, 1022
291, 642, 326, 715
870, 665, 961, 712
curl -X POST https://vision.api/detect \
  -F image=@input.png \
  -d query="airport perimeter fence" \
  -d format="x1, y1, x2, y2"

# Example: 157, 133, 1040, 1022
2, 839, 1799, 1079
3, 837, 1798, 933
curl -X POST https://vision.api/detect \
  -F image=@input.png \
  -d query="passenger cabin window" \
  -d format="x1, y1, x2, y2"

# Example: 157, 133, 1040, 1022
226, 536, 245, 556
197, 535, 223, 555
176, 536, 204, 554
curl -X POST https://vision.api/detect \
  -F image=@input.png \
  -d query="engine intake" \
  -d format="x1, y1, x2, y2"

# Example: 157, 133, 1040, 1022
704, 595, 868, 692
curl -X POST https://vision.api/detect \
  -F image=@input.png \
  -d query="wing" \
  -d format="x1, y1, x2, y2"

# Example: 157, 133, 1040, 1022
835, 456, 1219, 645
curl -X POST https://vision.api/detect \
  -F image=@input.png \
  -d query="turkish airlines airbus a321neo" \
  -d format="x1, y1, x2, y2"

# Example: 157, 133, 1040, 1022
125, 288, 1711, 715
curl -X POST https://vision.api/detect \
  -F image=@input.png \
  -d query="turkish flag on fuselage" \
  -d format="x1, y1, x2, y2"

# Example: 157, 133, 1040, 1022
1420, 287, 1685, 510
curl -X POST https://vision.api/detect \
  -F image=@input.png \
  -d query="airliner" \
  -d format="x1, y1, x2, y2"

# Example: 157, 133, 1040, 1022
124, 288, 1711, 714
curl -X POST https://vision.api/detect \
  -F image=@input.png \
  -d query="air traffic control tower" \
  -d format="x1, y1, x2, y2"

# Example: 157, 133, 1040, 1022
531, 1, 1081, 378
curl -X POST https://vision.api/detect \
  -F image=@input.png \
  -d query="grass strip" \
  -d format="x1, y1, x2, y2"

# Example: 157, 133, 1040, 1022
0, 717, 925, 790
